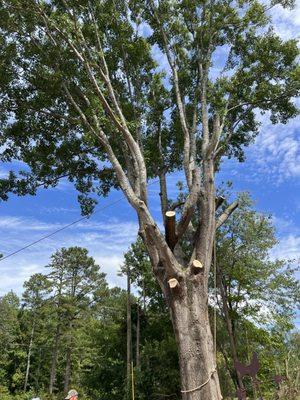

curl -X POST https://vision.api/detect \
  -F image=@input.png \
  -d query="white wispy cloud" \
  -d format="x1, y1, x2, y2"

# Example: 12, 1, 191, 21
1, 263, 42, 295
220, 111, 300, 185
0, 216, 63, 231
39, 206, 78, 214
269, 0, 300, 40
0, 213, 139, 295
272, 215, 300, 236
0, 168, 9, 178
269, 215, 300, 272
222, 2, 300, 184
270, 234, 300, 261
251, 116, 300, 182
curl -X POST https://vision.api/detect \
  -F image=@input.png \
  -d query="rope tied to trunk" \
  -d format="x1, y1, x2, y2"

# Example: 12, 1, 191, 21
180, 367, 217, 394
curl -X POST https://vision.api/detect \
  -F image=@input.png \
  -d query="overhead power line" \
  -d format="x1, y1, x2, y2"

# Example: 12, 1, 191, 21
0, 179, 159, 262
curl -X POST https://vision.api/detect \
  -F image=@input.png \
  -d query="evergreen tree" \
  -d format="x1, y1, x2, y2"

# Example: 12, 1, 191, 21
215, 193, 299, 397
47, 247, 108, 394
0, 292, 24, 393
22, 273, 51, 392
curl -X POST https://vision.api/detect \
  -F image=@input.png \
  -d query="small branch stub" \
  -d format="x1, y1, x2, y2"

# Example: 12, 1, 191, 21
215, 196, 225, 210
166, 211, 176, 218
192, 259, 203, 274
165, 210, 177, 250
168, 278, 180, 289
216, 200, 239, 229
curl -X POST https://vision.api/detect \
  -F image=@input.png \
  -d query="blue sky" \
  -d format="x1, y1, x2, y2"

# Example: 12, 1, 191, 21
0, 2, 299, 325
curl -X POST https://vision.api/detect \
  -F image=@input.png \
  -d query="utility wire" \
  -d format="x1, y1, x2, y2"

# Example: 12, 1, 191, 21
0, 179, 159, 262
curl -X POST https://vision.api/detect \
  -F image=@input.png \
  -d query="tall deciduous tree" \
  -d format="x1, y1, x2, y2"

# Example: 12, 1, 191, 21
215, 193, 299, 393
0, 1, 299, 398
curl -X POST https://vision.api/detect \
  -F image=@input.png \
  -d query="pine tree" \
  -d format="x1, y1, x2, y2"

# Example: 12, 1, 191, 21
22, 273, 51, 392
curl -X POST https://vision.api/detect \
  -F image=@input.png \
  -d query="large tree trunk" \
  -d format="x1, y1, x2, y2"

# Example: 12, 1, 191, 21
163, 159, 221, 400
167, 277, 222, 400
137, 157, 232, 400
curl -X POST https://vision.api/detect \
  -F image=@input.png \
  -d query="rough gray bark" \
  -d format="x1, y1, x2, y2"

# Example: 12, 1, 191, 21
159, 169, 168, 222
168, 278, 222, 400
137, 157, 236, 400
139, 157, 223, 400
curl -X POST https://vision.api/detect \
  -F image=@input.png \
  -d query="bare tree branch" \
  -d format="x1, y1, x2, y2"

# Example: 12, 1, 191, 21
176, 169, 201, 242
159, 170, 169, 223
214, 104, 254, 160
149, 0, 193, 190
62, 83, 142, 209
34, 0, 148, 203
216, 201, 239, 229
157, 125, 169, 222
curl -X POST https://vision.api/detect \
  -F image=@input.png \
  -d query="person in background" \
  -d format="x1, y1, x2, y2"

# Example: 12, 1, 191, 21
65, 389, 78, 400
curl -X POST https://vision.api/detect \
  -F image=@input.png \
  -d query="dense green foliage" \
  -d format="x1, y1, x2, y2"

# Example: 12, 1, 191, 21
0, 198, 298, 400
0, 1, 299, 398
0, 247, 179, 400
0, 0, 299, 211
214, 193, 300, 398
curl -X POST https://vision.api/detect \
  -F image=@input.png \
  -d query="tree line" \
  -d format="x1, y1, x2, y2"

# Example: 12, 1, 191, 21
0, 194, 299, 400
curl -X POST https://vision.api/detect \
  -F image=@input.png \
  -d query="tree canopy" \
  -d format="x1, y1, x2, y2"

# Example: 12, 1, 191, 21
0, 1, 299, 399
0, 0, 299, 211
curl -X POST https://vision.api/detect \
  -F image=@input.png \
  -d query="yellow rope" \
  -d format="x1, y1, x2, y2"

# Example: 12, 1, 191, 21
180, 235, 219, 395
181, 368, 217, 393
181, 238, 219, 395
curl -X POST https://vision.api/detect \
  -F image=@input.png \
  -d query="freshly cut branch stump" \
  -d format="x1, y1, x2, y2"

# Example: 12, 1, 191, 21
192, 259, 203, 274
168, 278, 180, 289
165, 211, 176, 218
165, 211, 177, 250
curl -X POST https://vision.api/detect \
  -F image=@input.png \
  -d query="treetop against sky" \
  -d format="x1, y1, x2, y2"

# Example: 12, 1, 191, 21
0, 0, 299, 327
